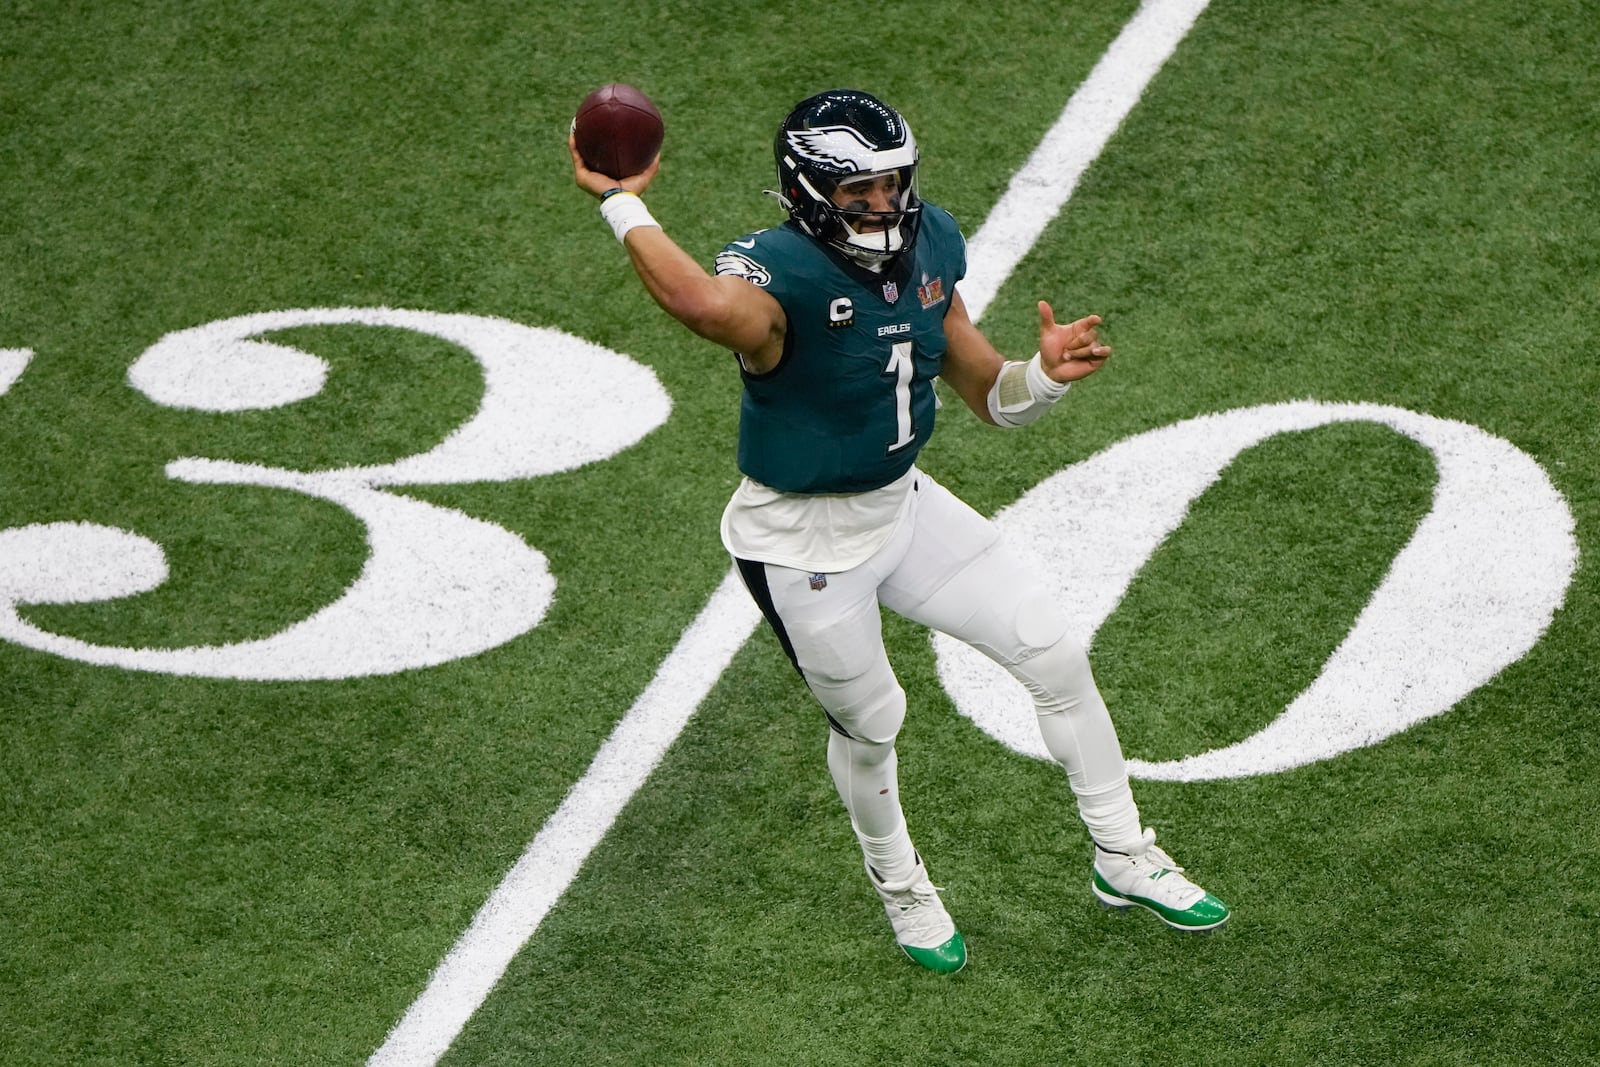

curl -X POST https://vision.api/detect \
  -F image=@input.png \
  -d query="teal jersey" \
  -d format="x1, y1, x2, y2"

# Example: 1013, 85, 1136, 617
714, 204, 967, 494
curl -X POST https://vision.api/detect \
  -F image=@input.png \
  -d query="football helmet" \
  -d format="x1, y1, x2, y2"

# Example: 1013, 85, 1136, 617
772, 90, 922, 269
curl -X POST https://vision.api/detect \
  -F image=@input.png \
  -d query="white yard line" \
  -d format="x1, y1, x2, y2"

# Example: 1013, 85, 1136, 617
369, 2, 1211, 1062
369, 571, 761, 1067
0, 349, 33, 396
960, 0, 1213, 323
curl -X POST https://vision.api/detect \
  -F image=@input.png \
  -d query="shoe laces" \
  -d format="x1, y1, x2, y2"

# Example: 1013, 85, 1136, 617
874, 868, 953, 946
1104, 829, 1206, 907
885, 879, 943, 910
875, 870, 944, 910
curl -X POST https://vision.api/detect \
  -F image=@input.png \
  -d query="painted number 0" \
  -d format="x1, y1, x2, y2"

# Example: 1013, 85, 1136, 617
0, 308, 671, 680
933, 400, 1578, 780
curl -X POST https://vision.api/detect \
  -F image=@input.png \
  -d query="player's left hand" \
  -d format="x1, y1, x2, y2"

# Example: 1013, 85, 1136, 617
1037, 301, 1111, 383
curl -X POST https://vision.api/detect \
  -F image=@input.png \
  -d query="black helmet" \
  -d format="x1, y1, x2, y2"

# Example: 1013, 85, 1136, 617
772, 90, 922, 268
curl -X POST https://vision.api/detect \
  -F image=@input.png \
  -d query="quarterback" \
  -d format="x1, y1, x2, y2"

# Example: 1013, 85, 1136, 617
570, 89, 1228, 973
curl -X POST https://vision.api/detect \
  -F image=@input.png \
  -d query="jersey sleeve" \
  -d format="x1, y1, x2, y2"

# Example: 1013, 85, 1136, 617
714, 232, 776, 289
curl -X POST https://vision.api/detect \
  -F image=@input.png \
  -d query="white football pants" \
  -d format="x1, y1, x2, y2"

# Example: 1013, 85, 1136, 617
734, 472, 1144, 878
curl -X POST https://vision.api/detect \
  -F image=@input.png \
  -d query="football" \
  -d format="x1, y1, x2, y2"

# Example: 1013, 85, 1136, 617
572, 83, 664, 180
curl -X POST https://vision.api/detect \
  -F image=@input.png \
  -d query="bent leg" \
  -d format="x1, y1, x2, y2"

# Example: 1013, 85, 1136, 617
879, 479, 1144, 851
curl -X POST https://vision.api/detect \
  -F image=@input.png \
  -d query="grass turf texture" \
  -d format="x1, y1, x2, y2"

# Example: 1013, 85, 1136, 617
2, 0, 1598, 1064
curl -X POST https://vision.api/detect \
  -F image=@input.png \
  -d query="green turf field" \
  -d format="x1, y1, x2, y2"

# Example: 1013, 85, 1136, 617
3, 1, 1597, 1064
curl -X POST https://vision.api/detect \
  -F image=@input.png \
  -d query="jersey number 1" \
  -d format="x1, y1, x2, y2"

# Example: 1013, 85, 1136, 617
884, 340, 915, 453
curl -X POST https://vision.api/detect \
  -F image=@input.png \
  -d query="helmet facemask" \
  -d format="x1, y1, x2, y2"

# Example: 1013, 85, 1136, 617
800, 165, 920, 269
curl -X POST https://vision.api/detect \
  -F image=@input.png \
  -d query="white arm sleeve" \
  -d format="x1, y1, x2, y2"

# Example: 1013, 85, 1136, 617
986, 353, 1070, 428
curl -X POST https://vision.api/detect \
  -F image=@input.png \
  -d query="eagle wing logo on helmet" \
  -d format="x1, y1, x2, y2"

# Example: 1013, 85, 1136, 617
785, 125, 878, 172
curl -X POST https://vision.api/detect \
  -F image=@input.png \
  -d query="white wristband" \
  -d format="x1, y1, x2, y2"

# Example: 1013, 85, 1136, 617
599, 190, 660, 244
987, 352, 1070, 428
1024, 351, 1071, 402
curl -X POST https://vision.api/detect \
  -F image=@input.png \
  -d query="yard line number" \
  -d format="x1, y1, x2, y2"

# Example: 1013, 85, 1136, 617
4, 331, 1574, 771
0, 308, 670, 679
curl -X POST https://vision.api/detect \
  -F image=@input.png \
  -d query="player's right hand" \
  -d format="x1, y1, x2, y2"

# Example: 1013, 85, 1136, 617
569, 135, 660, 199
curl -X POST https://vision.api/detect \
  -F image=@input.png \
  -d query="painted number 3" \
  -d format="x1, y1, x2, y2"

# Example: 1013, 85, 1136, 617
0, 309, 671, 679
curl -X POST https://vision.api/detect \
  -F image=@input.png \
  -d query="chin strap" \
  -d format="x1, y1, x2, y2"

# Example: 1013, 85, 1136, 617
842, 247, 892, 273
986, 353, 1071, 428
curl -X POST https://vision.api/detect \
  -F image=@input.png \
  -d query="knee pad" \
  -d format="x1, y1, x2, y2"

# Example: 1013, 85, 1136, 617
960, 589, 1073, 670
1009, 630, 1098, 717
1011, 589, 1070, 662
807, 663, 907, 744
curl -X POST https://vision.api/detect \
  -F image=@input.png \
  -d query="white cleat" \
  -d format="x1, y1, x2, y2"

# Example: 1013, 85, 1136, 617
867, 855, 967, 973
1092, 828, 1230, 931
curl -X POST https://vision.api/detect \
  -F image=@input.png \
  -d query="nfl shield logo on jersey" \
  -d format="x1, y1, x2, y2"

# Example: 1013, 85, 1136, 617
809, 572, 828, 591
882, 280, 899, 303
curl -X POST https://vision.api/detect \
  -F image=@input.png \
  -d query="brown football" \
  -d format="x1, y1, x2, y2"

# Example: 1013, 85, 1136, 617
572, 83, 664, 180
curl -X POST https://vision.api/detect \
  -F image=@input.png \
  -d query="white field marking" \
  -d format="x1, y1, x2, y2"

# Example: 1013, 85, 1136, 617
128, 308, 671, 482
0, 477, 557, 680
368, 2, 1212, 1063
933, 402, 1579, 779
961, 0, 1213, 323
368, 571, 761, 1066
0, 349, 32, 395
1, 310, 668, 680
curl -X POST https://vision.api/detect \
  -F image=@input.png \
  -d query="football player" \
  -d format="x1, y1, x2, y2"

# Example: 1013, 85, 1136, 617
570, 89, 1229, 973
